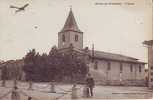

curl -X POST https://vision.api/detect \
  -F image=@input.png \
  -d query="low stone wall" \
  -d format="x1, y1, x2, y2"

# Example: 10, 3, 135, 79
122, 80, 146, 86
95, 79, 146, 86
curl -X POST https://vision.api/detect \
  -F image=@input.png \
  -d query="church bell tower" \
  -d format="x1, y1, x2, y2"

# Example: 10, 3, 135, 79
58, 8, 83, 50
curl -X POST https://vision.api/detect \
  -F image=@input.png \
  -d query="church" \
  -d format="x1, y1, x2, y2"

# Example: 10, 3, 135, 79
57, 8, 146, 86
0, 8, 146, 86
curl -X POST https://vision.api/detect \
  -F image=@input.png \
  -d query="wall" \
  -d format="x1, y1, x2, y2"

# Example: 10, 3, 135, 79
69, 31, 83, 49
58, 31, 83, 49
58, 32, 70, 49
148, 47, 153, 88
0, 69, 1, 80
89, 59, 146, 86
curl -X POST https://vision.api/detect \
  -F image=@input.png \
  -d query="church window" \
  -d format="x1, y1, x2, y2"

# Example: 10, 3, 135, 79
107, 62, 111, 71
75, 35, 78, 42
151, 78, 153, 82
139, 64, 141, 72
62, 34, 65, 42
130, 64, 133, 72
151, 66, 153, 70
120, 63, 123, 73
94, 61, 98, 70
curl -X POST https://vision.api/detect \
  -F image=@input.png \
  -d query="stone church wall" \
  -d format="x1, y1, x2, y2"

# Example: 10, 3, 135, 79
58, 31, 83, 49
89, 59, 146, 86
69, 31, 83, 49
58, 32, 71, 49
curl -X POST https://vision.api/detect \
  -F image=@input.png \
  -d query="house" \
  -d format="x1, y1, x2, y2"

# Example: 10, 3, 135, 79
143, 40, 153, 88
0, 59, 25, 81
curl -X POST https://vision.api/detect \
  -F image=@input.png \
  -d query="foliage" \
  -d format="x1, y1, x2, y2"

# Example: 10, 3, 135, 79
23, 47, 88, 82
1, 66, 8, 80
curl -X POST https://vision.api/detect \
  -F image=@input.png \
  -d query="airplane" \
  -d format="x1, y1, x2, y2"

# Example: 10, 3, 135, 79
10, 3, 29, 13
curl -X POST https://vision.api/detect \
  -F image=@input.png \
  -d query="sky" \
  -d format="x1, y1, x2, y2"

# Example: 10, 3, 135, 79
0, 0, 152, 62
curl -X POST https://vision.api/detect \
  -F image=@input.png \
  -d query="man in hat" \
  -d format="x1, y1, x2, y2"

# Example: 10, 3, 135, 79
86, 73, 95, 97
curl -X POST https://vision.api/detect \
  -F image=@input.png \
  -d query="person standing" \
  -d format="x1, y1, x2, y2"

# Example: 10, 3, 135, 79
71, 84, 78, 99
86, 73, 95, 97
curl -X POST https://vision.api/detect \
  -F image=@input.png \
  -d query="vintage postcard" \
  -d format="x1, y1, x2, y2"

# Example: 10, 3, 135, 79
0, 0, 152, 100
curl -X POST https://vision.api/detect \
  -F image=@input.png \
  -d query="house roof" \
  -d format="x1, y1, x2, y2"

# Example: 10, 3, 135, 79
60, 8, 82, 33
143, 40, 153, 46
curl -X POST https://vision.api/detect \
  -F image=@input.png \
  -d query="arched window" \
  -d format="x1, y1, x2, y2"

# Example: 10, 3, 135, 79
75, 35, 78, 42
62, 34, 65, 42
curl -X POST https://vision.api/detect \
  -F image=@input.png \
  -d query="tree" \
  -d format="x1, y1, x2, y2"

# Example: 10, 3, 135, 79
1, 66, 7, 86
23, 49, 37, 81
23, 46, 88, 82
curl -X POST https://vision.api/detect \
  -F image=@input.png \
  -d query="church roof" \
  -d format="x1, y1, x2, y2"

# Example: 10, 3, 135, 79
57, 47, 146, 64
90, 50, 146, 64
60, 9, 82, 33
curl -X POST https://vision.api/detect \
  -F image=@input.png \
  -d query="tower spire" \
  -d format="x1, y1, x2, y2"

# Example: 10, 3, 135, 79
58, 8, 83, 49
60, 8, 82, 33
